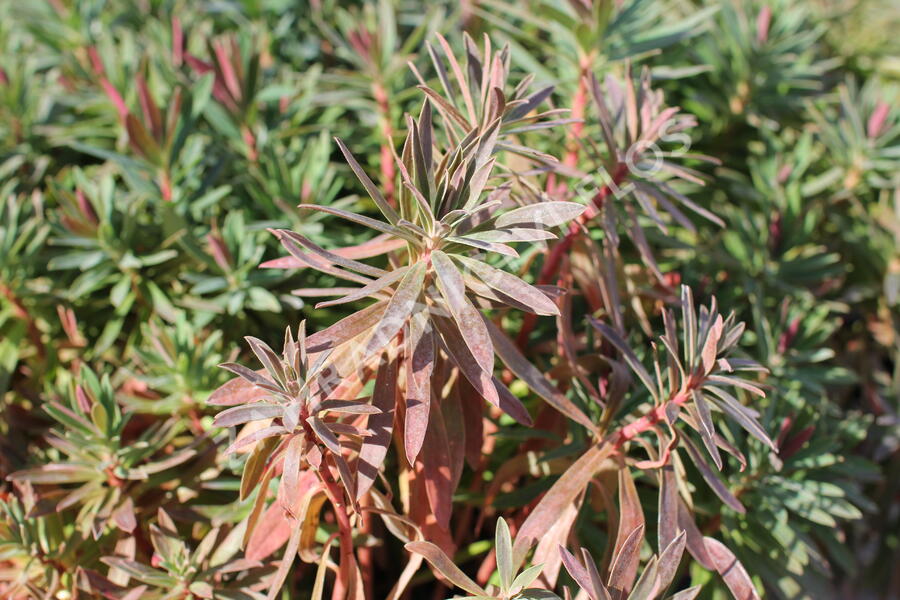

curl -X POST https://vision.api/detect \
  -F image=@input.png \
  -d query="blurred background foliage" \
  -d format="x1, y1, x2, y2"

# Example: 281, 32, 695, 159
0, 0, 897, 598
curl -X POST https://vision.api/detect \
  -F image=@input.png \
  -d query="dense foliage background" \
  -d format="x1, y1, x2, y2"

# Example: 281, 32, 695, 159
1, 0, 898, 599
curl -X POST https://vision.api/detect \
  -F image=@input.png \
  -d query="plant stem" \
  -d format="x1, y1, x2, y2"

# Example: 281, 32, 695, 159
318, 458, 356, 600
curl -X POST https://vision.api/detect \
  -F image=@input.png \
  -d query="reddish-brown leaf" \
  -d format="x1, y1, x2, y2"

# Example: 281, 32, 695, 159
431, 250, 494, 374
365, 262, 426, 357
513, 442, 614, 565
306, 300, 388, 353
357, 354, 397, 499
404, 313, 434, 465
607, 524, 645, 600
703, 537, 761, 600
608, 467, 645, 598
486, 319, 595, 430
405, 541, 486, 597
421, 403, 453, 528
658, 464, 679, 552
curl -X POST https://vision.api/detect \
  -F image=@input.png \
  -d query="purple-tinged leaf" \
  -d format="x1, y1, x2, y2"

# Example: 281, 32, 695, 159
219, 363, 285, 396
315, 266, 409, 309
455, 255, 559, 316
681, 437, 745, 513
431, 251, 493, 373
532, 491, 582, 587
298, 204, 420, 245
691, 391, 722, 470
704, 388, 774, 450
111, 497, 136, 533
307, 416, 341, 455
405, 541, 487, 597
357, 354, 397, 499
609, 468, 644, 598
495, 201, 586, 229
486, 319, 595, 430
208, 374, 268, 406
446, 234, 519, 258
316, 399, 381, 415
464, 228, 557, 243
421, 403, 453, 528
607, 524, 644, 600
365, 262, 426, 357
276, 229, 387, 279
9, 465, 98, 484
658, 465, 679, 552
655, 530, 687, 594
700, 315, 724, 374
669, 586, 702, 600
703, 537, 761, 600
560, 546, 603, 600
261, 236, 405, 269
705, 376, 766, 398
214, 403, 283, 428
275, 232, 373, 285
306, 300, 387, 353
245, 336, 286, 387
513, 442, 614, 566
335, 138, 400, 224
590, 319, 659, 402
676, 498, 714, 570
434, 316, 501, 409
494, 377, 534, 426
281, 435, 304, 516
404, 313, 434, 465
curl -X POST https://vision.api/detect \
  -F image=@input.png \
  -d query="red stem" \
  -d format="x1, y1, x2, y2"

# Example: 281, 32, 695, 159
611, 389, 690, 451
318, 459, 355, 600
373, 81, 396, 207
517, 162, 630, 347
560, 58, 592, 172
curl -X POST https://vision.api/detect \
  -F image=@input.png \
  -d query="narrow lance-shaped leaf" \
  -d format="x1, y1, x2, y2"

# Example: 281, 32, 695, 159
405, 541, 487, 597
315, 266, 410, 309
357, 354, 397, 500
703, 537, 761, 600
365, 262, 426, 357
455, 254, 559, 316
495, 201, 586, 229
335, 138, 400, 224
607, 524, 644, 600
590, 319, 659, 402
214, 403, 283, 428
404, 311, 434, 464
431, 250, 494, 374
513, 442, 614, 566
307, 416, 341, 455
240, 436, 278, 501
691, 391, 723, 470
681, 436, 745, 513
486, 318, 595, 430
496, 517, 514, 591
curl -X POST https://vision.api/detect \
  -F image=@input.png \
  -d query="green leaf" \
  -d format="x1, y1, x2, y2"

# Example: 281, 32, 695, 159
496, 517, 514, 591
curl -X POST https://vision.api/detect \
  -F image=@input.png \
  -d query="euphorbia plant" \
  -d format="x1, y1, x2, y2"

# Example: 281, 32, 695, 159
207, 35, 774, 600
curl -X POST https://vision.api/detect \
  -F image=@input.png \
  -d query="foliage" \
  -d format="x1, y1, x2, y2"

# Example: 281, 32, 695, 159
1, 1, 898, 599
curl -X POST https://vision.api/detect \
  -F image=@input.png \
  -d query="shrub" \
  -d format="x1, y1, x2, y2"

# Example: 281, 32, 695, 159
1, 1, 897, 599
